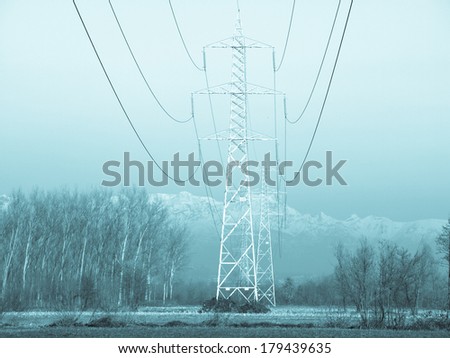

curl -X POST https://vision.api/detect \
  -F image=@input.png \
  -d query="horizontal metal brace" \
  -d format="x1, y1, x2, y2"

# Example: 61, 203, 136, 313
205, 36, 273, 49
201, 129, 276, 142
193, 82, 284, 96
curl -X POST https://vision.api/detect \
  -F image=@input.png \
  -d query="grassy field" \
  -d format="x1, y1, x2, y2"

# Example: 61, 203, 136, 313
2, 326, 449, 338
1, 306, 449, 338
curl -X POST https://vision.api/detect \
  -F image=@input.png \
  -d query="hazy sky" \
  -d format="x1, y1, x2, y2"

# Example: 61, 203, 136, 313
1, 0, 449, 221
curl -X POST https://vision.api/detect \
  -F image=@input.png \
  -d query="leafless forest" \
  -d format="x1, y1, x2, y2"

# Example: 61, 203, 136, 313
0, 188, 187, 311
1, 188, 449, 331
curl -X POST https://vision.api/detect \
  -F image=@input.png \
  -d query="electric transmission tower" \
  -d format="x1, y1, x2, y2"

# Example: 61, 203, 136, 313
193, 9, 283, 304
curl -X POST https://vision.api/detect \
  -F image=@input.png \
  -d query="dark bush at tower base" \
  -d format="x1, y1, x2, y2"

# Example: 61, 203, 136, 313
199, 297, 270, 313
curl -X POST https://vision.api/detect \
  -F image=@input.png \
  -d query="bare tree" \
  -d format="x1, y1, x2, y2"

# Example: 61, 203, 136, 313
279, 278, 296, 305
410, 244, 434, 315
334, 239, 376, 327
162, 223, 188, 303
376, 240, 398, 325
334, 242, 351, 309
350, 239, 376, 326
0, 191, 26, 305
436, 219, 450, 317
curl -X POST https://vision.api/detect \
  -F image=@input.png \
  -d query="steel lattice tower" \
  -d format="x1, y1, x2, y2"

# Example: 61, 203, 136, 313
193, 9, 284, 304
215, 11, 258, 302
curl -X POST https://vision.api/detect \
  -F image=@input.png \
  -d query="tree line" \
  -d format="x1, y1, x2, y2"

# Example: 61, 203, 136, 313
277, 229, 449, 327
0, 188, 188, 311
1, 187, 449, 318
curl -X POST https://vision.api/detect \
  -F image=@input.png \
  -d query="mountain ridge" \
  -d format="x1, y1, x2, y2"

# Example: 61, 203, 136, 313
153, 191, 446, 281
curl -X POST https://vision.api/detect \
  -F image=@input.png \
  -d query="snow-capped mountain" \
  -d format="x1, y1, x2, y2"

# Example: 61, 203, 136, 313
152, 192, 446, 281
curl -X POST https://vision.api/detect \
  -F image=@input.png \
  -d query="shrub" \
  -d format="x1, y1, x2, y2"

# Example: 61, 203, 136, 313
48, 316, 81, 327
409, 312, 450, 331
164, 320, 190, 327
199, 298, 270, 314
86, 316, 126, 328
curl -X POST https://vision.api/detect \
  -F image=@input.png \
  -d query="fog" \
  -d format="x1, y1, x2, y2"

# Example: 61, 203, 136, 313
1, 0, 449, 221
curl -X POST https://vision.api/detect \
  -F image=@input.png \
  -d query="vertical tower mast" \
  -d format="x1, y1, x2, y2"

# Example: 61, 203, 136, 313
216, 11, 258, 302
256, 174, 276, 306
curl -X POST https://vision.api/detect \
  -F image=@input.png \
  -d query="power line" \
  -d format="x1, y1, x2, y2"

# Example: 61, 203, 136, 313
284, 0, 353, 182
203, 62, 224, 166
108, 0, 192, 124
283, 95, 288, 227
72, 0, 199, 184
274, 0, 296, 72
168, 0, 204, 71
285, 0, 342, 124
272, 68, 283, 254
191, 110, 223, 240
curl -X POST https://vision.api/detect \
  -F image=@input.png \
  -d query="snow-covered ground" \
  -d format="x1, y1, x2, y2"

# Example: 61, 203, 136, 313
1, 306, 443, 328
